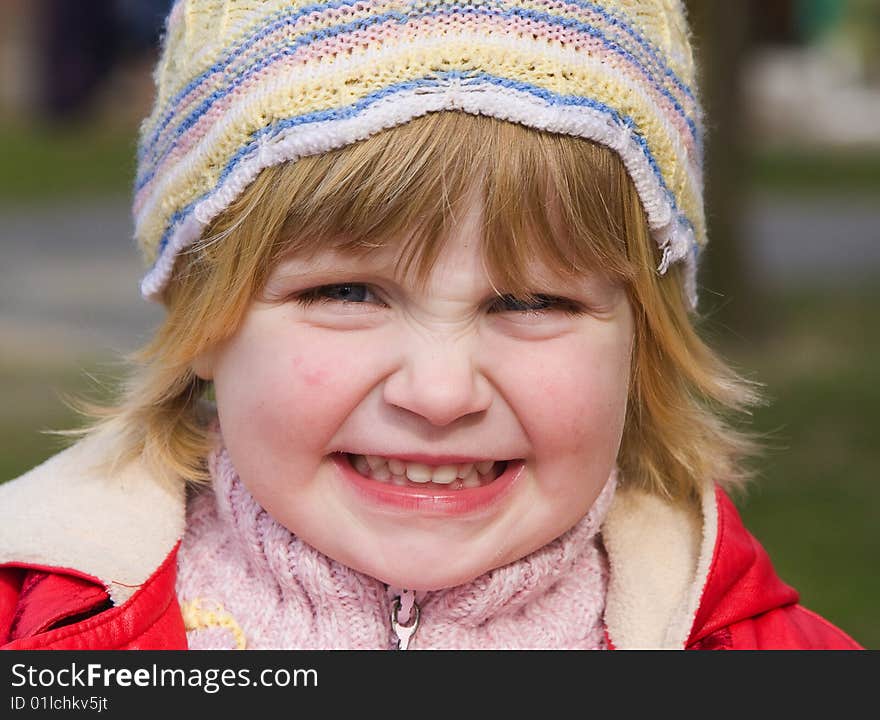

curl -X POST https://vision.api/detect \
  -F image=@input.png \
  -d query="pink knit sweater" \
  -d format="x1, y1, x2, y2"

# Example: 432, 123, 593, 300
176, 446, 616, 649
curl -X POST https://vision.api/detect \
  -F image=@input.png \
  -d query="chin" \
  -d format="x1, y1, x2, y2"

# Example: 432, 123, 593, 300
351, 554, 493, 592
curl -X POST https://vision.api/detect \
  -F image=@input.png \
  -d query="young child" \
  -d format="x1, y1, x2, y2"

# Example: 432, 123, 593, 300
0, 0, 862, 650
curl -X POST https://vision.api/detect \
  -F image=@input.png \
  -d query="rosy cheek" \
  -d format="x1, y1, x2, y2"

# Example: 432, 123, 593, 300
288, 348, 349, 391
286, 355, 324, 387
302, 364, 330, 387
278, 344, 370, 440
527, 353, 628, 449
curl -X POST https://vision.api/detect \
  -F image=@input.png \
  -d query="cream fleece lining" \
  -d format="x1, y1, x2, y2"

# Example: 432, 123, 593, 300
0, 434, 715, 647
602, 485, 716, 648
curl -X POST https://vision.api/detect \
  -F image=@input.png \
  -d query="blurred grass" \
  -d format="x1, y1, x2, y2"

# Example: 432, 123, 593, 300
719, 281, 880, 649
0, 359, 116, 481
0, 121, 136, 201
748, 145, 880, 196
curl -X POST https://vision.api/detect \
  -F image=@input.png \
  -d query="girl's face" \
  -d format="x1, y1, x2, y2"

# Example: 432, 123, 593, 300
195, 186, 635, 590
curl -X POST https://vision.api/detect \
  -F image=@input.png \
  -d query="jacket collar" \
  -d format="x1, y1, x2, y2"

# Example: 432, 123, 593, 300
0, 433, 185, 606
0, 432, 725, 648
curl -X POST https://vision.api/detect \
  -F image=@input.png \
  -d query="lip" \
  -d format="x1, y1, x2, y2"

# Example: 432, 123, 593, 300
331, 453, 526, 517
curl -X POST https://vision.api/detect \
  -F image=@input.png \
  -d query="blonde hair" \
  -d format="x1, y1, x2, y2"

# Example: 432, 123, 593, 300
74, 111, 761, 503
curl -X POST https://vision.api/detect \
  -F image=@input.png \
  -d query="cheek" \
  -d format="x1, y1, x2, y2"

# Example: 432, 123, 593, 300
213, 327, 374, 451
506, 335, 632, 454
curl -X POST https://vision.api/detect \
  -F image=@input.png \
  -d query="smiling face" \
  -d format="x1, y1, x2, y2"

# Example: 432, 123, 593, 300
193, 182, 635, 591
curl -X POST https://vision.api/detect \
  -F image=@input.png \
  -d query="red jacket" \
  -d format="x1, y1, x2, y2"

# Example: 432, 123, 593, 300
0, 486, 861, 650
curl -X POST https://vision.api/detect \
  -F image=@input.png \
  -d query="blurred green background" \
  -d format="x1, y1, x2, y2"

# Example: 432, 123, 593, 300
1, 0, 877, 647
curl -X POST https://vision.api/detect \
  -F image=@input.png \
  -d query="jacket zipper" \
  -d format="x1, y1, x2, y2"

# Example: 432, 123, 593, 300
389, 588, 420, 650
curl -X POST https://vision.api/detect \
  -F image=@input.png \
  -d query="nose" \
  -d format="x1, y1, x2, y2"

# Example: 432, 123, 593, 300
383, 335, 493, 427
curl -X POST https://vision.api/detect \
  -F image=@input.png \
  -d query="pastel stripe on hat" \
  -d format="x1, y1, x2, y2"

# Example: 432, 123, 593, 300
136, 3, 701, 182
135, 0, 705, 306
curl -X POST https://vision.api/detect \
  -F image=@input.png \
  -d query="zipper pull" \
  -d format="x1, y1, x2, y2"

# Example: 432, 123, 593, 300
390, 590, 420, 650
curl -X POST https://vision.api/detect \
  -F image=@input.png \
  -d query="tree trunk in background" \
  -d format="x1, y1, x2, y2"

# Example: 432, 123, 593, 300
685, 1, 761, 342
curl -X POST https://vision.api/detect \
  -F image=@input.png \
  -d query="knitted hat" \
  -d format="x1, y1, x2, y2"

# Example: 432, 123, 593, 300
134, 0, 704, 306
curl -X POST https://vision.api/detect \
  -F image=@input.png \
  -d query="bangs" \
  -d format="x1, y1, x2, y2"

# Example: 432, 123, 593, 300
197, 111, 641, 300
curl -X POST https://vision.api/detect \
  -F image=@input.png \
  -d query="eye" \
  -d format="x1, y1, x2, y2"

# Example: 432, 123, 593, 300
293, 283, 385, 307
490, 294, 584, 316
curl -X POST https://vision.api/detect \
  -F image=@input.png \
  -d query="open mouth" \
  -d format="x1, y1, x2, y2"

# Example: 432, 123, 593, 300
344, 453, 510, 491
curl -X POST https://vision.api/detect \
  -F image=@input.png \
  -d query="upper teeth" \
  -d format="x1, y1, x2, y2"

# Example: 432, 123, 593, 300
351, 454, 497, 486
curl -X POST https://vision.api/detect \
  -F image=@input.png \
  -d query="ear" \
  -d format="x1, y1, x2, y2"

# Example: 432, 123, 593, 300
191, 348, 216, 381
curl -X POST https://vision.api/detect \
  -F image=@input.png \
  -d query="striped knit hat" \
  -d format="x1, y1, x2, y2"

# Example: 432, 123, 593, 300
135, 0, 704, 306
